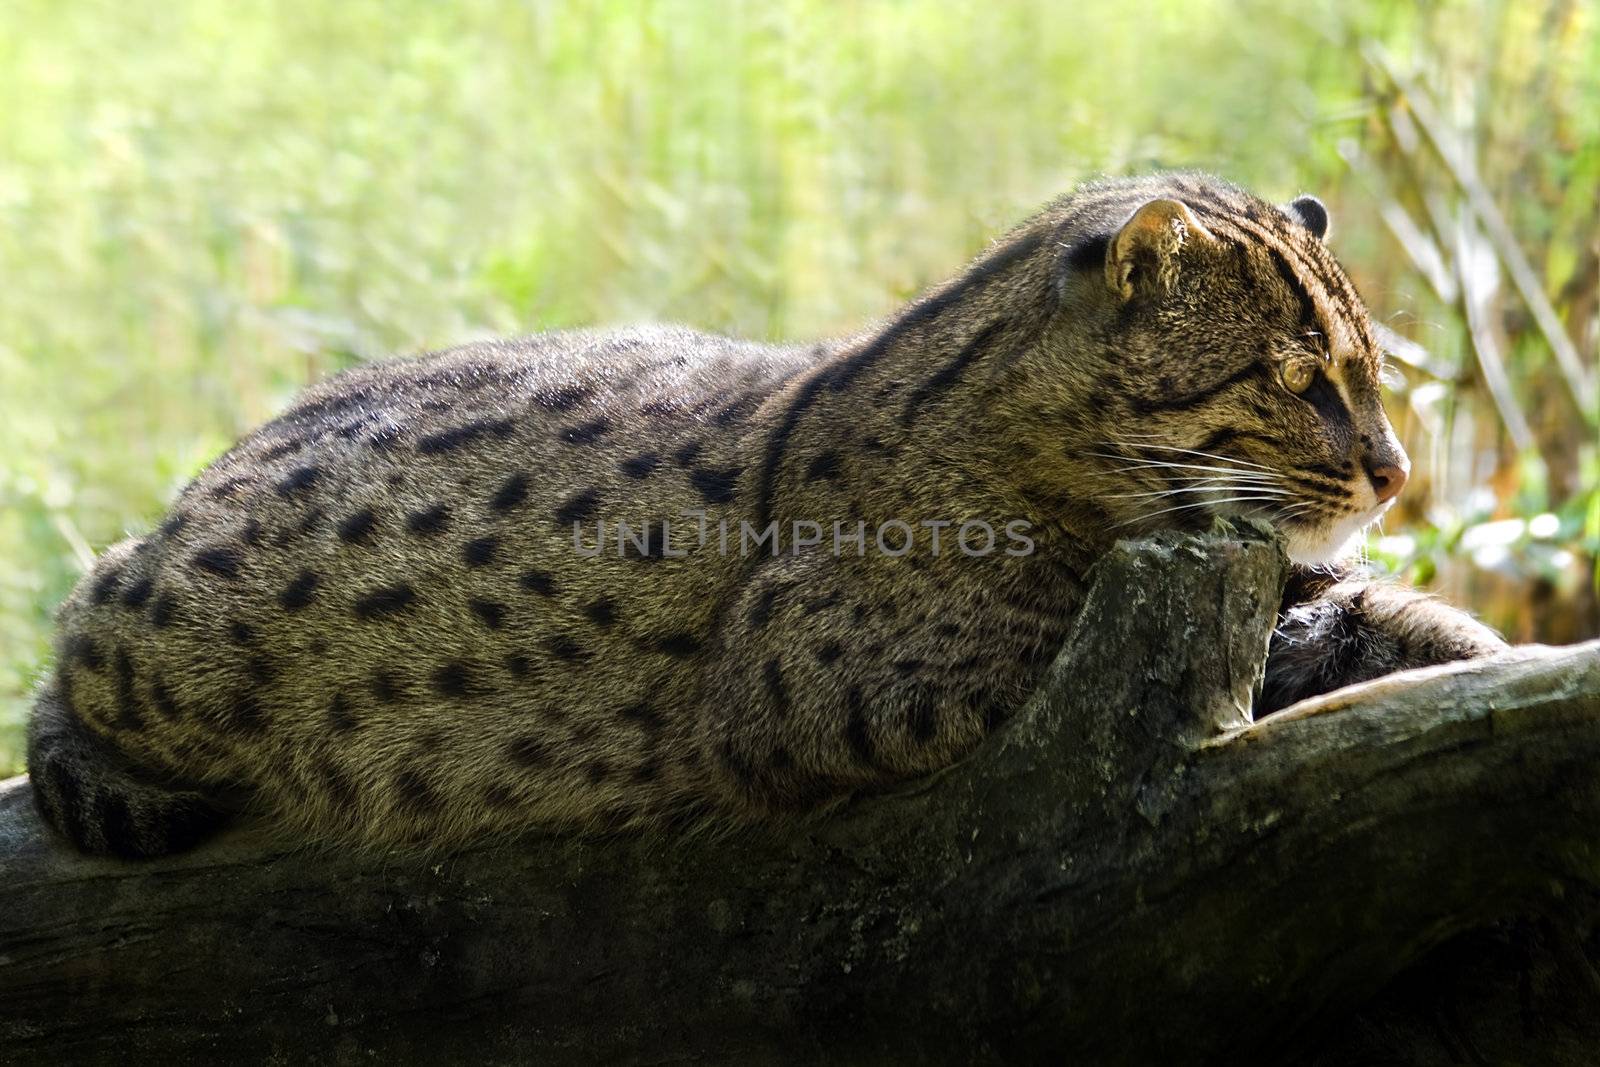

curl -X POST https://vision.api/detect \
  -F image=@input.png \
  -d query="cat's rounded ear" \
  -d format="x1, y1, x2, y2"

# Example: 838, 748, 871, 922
1105, 199, 1214, 301
1286, 195, 1330, 241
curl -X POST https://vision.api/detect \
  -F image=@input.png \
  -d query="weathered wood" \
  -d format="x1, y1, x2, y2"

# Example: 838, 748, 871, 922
1, 522, 1597, 1065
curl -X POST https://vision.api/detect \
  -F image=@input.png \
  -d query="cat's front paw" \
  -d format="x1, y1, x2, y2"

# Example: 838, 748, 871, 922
1258, 581, 1507, 715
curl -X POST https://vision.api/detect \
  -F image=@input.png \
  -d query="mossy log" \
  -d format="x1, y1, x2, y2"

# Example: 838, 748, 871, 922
1, 522, 1597, 1064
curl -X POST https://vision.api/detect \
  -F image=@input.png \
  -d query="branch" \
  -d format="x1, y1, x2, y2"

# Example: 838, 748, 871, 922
2, 522, 1596, 1064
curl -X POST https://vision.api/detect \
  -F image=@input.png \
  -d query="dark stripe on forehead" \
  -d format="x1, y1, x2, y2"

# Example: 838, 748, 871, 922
1264, 245, 1325, 342
1254, 201, 1377, 355
1246, 189, 1378, 354
1316, 247, 1378, 354
756, 229, 1046, 529
1184, 187, 1375, 354
1185, 198, 1336, 349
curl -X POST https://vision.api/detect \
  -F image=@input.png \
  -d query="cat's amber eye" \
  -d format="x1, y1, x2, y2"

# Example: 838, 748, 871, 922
1281, 361, 1315, 394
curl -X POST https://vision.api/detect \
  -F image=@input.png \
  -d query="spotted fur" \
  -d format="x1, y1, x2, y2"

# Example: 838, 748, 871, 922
27, 174, 1504, 857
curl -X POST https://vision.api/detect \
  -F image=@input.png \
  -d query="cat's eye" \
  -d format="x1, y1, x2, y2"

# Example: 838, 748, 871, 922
1281, 361, 1315, 394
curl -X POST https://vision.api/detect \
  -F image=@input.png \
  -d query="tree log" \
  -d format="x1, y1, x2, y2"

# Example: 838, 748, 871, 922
1, 521, 1597, 1064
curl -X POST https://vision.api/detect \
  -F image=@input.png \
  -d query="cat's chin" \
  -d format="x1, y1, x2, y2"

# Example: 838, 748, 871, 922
1281, 502, 1393, 565
1283, 527, 1361, 566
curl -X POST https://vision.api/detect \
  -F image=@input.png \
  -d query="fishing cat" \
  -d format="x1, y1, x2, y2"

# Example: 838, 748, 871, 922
27, 173, 1505, 857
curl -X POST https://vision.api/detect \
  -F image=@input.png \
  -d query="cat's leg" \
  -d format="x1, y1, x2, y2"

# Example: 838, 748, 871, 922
1258, 567, 1508, 715
698, 551, 1068, 817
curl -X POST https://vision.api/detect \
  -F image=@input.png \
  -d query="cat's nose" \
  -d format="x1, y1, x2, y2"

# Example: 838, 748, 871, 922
1365, 461, 1409, 504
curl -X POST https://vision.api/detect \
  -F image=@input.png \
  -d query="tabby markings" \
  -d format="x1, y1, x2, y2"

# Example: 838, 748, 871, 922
756, 229, 1047, 529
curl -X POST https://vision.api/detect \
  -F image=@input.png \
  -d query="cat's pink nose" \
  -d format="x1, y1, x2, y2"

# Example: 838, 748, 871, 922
1366, 462, 1408, 504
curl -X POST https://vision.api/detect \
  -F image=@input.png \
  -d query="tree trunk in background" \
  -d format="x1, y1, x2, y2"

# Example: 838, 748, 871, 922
1, 522, 1598, 1065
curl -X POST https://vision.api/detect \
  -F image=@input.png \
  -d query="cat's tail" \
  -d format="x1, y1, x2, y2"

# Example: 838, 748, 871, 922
26, 679, 229, 858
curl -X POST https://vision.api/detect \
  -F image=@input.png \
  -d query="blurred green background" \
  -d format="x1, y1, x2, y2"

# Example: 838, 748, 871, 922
1, 0, 1596, 775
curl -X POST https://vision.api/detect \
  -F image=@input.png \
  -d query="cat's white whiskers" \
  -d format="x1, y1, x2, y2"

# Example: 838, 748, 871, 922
1114, 441, 1275, 471
1085, 453, 1284, 483
1106, 482, 1293, 501
1114, 494, 1298, 526
1105, 470, 1283, 488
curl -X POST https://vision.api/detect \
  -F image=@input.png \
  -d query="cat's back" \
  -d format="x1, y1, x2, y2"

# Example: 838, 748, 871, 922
48, 324, 816, 806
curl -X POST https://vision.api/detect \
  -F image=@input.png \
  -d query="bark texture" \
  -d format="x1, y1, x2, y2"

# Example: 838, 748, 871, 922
1, 521, 1597, 1065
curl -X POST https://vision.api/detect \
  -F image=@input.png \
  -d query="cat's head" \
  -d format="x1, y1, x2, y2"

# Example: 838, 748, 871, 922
1039, 174, 1408, 564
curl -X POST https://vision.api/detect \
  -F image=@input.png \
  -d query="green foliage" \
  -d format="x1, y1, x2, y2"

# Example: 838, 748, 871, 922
1, 0, 1595, 775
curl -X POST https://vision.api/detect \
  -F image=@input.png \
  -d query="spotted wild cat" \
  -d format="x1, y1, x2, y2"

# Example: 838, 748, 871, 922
28, 173, 1505, 857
